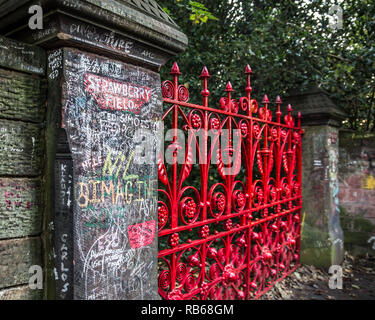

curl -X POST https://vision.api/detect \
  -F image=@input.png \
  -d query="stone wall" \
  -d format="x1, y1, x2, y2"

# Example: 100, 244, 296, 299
0, 0, 187, 300
338, 130, 375, 255
0, 35, 46, 299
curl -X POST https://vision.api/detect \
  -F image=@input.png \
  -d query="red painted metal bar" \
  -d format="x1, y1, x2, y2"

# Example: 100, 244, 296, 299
158, 62, 303, 300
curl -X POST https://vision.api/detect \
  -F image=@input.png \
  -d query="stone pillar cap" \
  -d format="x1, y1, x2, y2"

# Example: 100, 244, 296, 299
0, 0, 188, 69
284, 86, 347, 127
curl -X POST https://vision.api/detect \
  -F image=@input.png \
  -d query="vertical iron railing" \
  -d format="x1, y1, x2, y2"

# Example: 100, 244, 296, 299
158, 63, 303, 300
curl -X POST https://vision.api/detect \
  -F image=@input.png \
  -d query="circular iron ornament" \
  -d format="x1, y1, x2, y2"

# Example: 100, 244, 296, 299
232, 99, 239, 113
284, 114, 295, 127
252, 180, 264, 207
179, 186, 201, 225
252, 122, 261, 138
220, 97, 239, 113
270, 126, 278, 141
184, 274, 197, 292
250, 99, 258, 113
208, 112, 222, 133
208, 183, 227, 218
158, 202, 169, 230
208, 263, 221, 280
217, 247, 226, 264
259, 107, 272, 121
210, 118, 220, 131
158, 270, 171, 290
178, 84, 189, 102
239, 97, 249, 112
212, 192, 225, 216
161, 80, 174, 99
268, 179, 278, 202
191, 114, 201, 129
232, 181, 247, 212
176, 263, 187, 283
239, 120, 249, 138
181, 197, 197, 220
188, 109, 204, 130
233, 190, 245, 210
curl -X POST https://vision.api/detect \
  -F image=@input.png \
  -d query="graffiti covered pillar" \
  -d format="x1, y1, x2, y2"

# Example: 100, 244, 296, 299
0, 0, 187, 299
285, 87, 346, 268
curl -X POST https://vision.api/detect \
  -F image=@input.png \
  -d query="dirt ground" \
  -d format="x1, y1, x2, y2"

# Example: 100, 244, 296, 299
260, 252, 375, 300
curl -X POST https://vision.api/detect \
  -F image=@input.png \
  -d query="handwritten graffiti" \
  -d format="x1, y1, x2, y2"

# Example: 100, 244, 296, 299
84, 73, 152, 113
48, 49, 62, 80
59, 234, 70, 293
3, 189, 32, 210
54, 49, 161, 299
76, 177, 157, 208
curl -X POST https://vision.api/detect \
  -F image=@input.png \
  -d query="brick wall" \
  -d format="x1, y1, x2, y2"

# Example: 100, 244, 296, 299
0, 35, 46, 299
339, 130, 375, 255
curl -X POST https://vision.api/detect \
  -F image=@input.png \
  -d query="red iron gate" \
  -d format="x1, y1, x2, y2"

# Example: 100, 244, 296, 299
157, 62, 303, 300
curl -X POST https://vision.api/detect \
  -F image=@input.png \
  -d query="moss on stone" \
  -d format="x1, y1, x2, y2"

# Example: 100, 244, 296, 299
340, 206, 373, 254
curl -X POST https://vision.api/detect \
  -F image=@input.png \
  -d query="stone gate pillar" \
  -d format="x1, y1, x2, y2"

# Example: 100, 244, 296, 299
0, 0, 187, 299
285, 87, 346, 268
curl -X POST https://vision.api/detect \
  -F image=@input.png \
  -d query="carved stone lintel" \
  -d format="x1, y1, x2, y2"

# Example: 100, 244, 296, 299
0, 0, 188, 70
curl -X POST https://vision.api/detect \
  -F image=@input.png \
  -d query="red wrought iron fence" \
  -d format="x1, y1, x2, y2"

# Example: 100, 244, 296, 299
157, 62, 303, 300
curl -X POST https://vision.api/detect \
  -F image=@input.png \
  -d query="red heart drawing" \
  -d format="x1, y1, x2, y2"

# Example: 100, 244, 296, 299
128, 220, 156, 249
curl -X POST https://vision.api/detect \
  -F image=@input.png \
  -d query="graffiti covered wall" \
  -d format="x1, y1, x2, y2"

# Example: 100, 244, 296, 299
339, 130, 375, 254
48, 48, 162, 299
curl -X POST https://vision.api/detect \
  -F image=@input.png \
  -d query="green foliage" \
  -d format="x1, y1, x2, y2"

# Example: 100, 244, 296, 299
163, 0, 218, 24
160, 0, 375, 131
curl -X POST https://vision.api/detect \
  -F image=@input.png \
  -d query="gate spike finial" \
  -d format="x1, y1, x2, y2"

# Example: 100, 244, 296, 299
276, 96, 282, 122
245, 64, 253, 74
245, 65, 253, 106
262, 95, 269, 104
170, 62, 182, 75
225, 81, 234, 92
201, 66, 210, 107
287, 104, 293, 112
200, 66, 210, 78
